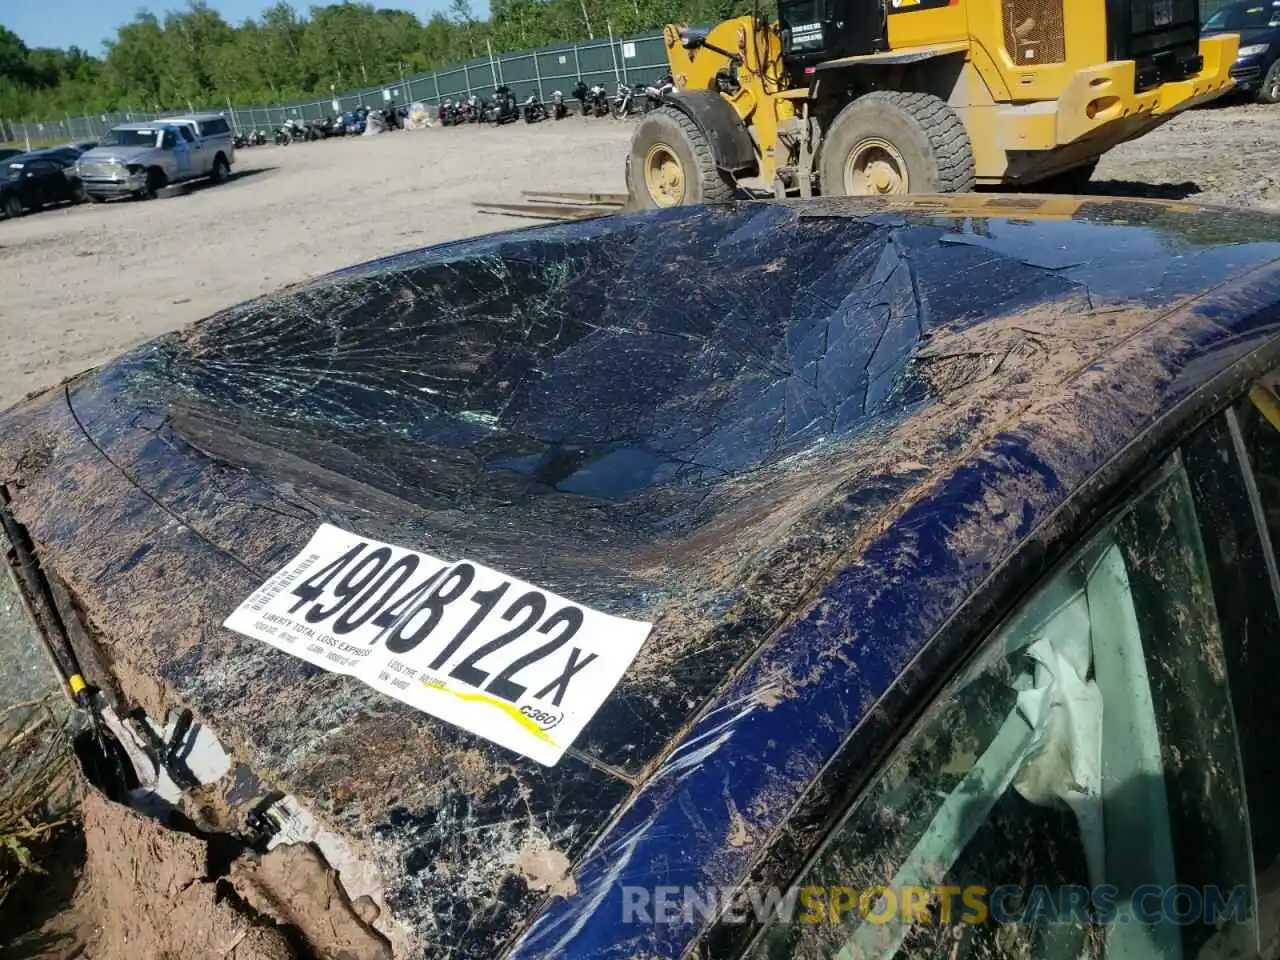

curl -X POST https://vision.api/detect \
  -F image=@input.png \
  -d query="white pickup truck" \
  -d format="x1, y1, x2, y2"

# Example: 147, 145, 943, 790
74, 114, 235, 201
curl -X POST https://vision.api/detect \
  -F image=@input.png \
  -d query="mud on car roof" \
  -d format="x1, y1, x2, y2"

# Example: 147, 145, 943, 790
0, 196, 1278, 956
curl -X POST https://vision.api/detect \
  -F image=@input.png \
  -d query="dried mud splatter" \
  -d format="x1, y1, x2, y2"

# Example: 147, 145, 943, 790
626, 294, 1165, 689
69, 791, 391, 960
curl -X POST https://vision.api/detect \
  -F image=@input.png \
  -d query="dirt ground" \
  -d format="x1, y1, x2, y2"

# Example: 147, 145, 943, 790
0, 100, 1277, 410
2, 792, 393, 959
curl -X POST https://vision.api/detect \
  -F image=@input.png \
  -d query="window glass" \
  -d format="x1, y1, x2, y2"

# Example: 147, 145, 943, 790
1236, 375, 1280, 559
1230, 375, 1280, 952
1204, 3, 1280, 27
749, 458, 1253, 960
101, 128, 159, 148
177, 126, 194, 142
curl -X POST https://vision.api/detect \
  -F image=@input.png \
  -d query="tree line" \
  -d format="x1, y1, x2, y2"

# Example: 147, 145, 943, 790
0, 0, 761, 122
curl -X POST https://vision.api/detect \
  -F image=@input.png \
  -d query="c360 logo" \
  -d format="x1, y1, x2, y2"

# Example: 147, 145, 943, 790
520, 704, 563, 731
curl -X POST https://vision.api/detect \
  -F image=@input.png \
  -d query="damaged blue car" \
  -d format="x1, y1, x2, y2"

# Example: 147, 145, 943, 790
2, 194, 1280, 960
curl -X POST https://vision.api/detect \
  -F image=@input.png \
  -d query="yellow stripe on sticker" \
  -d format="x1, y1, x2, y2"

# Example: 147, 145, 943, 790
420, 678, 558, 747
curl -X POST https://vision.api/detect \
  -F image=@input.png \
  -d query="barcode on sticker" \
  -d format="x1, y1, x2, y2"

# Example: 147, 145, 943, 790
246, 552, 321, 612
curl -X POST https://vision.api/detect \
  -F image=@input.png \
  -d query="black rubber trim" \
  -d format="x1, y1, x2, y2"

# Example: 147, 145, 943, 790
0, 487, 85, 693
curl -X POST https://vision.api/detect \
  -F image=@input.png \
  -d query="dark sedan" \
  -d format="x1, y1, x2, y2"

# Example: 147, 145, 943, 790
0, 150, 82, 218
0, 148, 23, 163
33, 146, 91, 166
2, 196, 1280, 958
1204, 0, 1280, 101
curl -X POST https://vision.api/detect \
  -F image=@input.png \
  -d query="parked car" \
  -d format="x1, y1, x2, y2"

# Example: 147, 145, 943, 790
1203, 0, 1280, 102
0, 148, 24, 163
64, 140, 98, 154
74, 119, 231, 201
1, 150, 82, 218
2, 196, 1280, 957
26, 146, 86, 166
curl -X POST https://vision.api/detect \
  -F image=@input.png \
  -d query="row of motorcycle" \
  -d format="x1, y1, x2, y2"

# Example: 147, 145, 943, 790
231, 73, 675, 147
438, 75, 675, 126
233, 104, 408, 148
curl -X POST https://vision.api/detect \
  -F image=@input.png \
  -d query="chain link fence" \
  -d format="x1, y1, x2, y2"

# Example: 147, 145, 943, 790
0, 30, 669, 147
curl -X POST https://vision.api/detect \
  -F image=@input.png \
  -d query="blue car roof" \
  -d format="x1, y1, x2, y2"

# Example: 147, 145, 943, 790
507, 201, 1280, 958
2, 195, 1278, 957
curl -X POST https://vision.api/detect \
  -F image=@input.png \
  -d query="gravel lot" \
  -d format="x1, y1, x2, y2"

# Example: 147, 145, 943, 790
0, 100, 1277, 408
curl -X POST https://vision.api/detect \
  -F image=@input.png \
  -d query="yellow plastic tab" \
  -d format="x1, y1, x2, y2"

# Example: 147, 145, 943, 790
1250, 384, 1280, 434
68, 673, 87, 696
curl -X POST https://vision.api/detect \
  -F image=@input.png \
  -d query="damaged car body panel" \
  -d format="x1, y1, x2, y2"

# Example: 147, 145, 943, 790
1, 196, 1278, 957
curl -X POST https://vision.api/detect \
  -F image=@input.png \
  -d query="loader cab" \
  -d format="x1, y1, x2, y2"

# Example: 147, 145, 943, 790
778, 0, 1205, 88
778, 0, 888, 71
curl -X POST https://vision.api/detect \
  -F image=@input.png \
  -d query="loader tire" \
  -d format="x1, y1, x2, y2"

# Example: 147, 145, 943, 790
818, 91, 975, 196
626, 105, 736, 209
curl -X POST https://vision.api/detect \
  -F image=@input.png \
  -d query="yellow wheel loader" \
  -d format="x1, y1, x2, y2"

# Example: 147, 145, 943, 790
625, 0, 1240, 207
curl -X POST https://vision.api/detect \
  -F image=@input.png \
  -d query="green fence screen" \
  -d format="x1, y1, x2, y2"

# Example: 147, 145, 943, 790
0, 31, 670, 145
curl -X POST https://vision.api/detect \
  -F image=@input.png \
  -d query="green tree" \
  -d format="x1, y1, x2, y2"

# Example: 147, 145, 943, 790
0, 26, 30, 85
102, 13, 169, 109
1, 0, 710, 122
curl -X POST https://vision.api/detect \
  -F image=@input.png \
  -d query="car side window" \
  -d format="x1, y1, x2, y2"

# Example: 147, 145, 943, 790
177, 126, 194, 143
1227, 375, 1280, 947
1235, 375, 1280, 564
748, 457, 1254, 960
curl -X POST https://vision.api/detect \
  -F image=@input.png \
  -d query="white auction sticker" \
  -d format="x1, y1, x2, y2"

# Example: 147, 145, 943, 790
223, 523, 652, 766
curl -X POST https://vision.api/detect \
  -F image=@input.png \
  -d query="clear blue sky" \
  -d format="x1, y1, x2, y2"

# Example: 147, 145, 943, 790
0, 0, 481, 55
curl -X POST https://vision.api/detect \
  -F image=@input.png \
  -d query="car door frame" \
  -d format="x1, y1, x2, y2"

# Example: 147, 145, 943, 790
693, 332, 1280, 959
172, 125, 196, 179
44, 157, 77, 204
19, 159, 56, 208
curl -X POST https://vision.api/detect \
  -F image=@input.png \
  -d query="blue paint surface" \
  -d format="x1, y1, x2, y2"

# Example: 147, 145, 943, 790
0, 196, 1277, 959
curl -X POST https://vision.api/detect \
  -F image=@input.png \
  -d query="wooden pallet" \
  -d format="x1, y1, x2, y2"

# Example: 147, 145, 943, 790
472, 189, 629, 221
